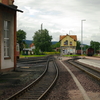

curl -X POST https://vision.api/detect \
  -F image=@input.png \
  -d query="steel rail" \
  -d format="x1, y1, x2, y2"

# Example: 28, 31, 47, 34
17, 56, 49, 62
68, 60, 100, 81
38, 58, 59, 100
17, 60, 47, 64
18, 58, 47, 61
6, 58, 50, 100
6, 57, 58, 100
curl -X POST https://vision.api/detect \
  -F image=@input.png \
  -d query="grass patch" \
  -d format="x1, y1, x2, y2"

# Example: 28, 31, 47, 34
20, 51, 60, 58
20, 55, 46, 58
44, 52, 60, 55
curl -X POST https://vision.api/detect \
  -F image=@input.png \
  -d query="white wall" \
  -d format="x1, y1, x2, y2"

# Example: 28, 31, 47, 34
1, 11, 14, 70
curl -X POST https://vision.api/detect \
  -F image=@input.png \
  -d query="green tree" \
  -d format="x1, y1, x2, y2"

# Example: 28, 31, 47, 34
83, 45, 90, 50
33, 29, 52, 52
76, 41, 81, 50
90, 40, 100, 53
17, 29, 26, 52
76, 41, 90, 51
52, 42, 60, 49
33, 47, 40, 55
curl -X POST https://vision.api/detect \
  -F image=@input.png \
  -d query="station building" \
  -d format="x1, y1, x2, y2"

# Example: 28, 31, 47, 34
0, 0, 22, 72
60, 34, 77, 55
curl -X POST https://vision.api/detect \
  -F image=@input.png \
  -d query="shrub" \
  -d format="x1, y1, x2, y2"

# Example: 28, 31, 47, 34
44, 52, 60, 55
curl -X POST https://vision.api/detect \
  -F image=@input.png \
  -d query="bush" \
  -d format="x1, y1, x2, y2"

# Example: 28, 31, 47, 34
44, 52, 60, 55
33, 48, 40, 55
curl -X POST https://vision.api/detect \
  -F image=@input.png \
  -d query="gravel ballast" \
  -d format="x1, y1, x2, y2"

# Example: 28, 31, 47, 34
45, 57, 100, 100
0, 62, 46, 100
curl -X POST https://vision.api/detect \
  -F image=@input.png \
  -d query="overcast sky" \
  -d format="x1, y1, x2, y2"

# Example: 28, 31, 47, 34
14, 0, 100, 45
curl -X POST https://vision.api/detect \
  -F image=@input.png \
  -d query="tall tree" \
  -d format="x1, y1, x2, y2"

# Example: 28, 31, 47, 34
76, 41, 81, 50
90, 40, 100, 53
17, 29, 26, 52
76, 41, 90, 51
83, 45, 90, 50
33, 29, 52, 52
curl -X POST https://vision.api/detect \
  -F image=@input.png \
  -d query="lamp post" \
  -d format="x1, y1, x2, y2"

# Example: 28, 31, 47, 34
69, 30, 72, 55
99, 45, 100, 54
69, 31, 70, 55
81, 19, 86, 56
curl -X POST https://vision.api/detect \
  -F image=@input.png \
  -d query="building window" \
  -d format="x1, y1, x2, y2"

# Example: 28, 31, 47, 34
70, 41, 72, 45
64, 40, 68, 45
4, 21, 10, 58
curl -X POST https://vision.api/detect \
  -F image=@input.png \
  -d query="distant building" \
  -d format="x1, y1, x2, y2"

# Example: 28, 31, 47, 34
30, 43, 35, 49
0, 0, 22, 72
60, 34, 77, 55
22, 43, 35, 55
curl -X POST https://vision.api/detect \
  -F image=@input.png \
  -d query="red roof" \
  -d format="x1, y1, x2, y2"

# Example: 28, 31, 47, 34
60, 34, 77, 41
30, 43, 35, 47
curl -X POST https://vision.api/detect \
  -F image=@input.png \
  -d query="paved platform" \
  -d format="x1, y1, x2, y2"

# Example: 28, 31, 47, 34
56, 56, 100, 69
77, 58, 100, 69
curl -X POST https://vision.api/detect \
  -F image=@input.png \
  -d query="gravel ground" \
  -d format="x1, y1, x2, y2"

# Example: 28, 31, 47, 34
0, 62, 46, 100
1, 56, 100, 100
63, 58, 100, 100
45, 58, 84, 100
45, 57, 100, 100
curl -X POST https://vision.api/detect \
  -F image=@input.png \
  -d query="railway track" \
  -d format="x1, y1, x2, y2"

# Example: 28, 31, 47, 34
6, 57, 58, 100
17, 56, 50, 69
68, 59, 100, 80
17, 59, 47, 65
17, 56, 49, 62
17, 56, 48, 64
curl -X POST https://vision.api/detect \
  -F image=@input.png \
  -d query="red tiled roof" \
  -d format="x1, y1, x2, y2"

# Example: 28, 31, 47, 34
60, 34, 77, 41
30, 43, 34, 47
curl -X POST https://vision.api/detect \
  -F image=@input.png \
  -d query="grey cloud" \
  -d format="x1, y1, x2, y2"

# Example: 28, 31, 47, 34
15, 0, 100, 44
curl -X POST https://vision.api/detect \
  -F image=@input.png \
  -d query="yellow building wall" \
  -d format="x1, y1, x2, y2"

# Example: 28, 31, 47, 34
60, 35, 76, 46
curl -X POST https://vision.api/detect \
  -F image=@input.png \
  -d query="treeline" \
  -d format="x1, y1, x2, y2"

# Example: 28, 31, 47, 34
17, 29, 100, 54
76, 41, 100, 53
17, 29, 59, 54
